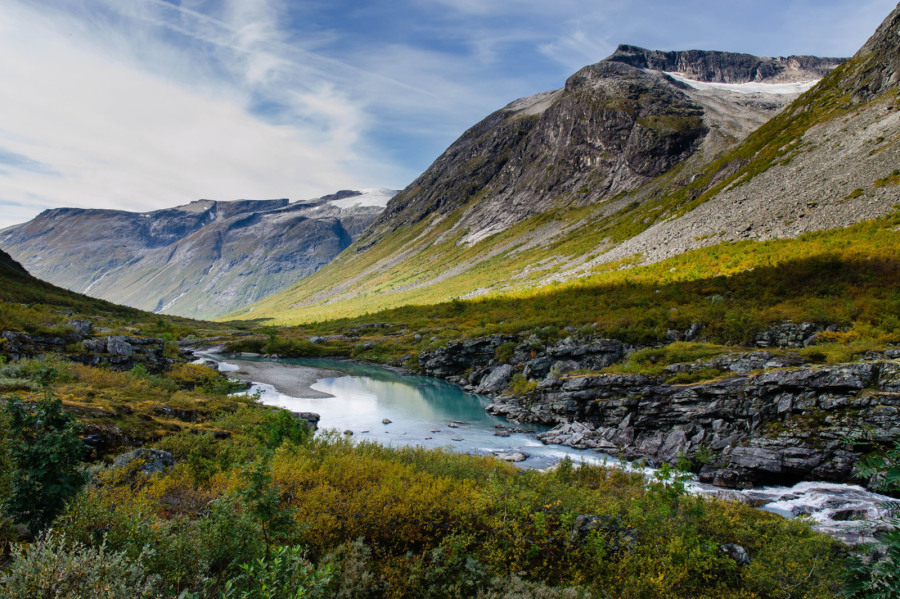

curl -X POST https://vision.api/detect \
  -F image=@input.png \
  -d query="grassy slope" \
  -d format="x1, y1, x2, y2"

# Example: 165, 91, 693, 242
226, 210, 900, 370
225, 54, 897, 327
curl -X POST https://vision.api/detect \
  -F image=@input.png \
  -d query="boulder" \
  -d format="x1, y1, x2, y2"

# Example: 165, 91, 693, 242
476, 364, 514, 394
719, 544, 750, 566
493, 451, 527, 462
66, 320, 93, 334
112, 448, 175, 476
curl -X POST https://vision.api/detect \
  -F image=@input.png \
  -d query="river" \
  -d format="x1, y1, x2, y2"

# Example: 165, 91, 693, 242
204, 353, 899, 545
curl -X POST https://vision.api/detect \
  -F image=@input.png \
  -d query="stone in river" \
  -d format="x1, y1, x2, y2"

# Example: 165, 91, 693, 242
494, 451, 527, 462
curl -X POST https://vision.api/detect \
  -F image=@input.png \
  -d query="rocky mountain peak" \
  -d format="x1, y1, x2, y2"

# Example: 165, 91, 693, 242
606, 44, 844, 83
851, 1, 900, 100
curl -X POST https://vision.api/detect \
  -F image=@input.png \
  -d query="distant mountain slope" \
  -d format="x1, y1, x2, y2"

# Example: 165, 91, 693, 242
1, 189, 396, 319
0, 246, 139, 320
226, 38, 864, 324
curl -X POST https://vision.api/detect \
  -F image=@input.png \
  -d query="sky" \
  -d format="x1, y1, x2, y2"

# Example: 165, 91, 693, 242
0, 0, 896, 229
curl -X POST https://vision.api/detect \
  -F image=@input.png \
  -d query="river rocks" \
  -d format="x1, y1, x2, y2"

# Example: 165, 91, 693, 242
493, 451, 527, 462
476, 364, 514, 393
513, 361, 900, 489
292, 411, 320, 431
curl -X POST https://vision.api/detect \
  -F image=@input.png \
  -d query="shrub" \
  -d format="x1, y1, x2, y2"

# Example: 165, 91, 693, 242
0, 533, 160, 598
223, 545, 332, 599
495, 341, 517, 363
509, 373, 538, 394
255, 409, 312, 451
3, 395, 86, 533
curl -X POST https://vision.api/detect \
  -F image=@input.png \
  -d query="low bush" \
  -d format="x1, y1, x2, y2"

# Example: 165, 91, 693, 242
0, 533, 160, 598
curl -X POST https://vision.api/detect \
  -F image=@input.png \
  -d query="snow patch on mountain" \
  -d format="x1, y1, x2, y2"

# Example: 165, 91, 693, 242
665, 72, 819, 95
327, 188, 398, 209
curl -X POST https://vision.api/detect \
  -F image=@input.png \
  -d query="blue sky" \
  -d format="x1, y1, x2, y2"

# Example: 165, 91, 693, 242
0, 0, 895, 228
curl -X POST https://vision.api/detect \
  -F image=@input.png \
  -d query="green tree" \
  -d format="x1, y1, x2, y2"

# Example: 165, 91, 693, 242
239, 456, 297, 558
3, 395, 86, 533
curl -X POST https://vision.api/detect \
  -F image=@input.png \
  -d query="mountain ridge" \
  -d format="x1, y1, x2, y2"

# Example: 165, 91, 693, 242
228, 33, 876, 323
606, 44, 844, 83
1, 189, 396, 319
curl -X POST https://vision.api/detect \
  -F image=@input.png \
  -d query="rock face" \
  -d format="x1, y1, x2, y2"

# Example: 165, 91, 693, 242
370, 60, 709, 245
0, 189, 395, 319
494, 361, 900, 489
606, 45, 842, 83
112, 448, 176, 475
850, 2, 900, 101
416, 326, 900, 490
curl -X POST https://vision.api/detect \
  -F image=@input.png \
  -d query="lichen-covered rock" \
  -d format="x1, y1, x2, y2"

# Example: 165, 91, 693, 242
112, 448, 175, 476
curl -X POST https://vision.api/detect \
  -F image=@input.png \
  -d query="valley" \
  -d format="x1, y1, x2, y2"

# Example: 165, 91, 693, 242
2, 2, 900, 598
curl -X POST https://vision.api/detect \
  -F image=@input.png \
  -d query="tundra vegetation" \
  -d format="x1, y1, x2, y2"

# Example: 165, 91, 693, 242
0, 238, 898, 598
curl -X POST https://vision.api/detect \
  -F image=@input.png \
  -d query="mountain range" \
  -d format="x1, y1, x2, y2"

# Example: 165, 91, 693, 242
0, 189, 395, 319
2, 6, 899, 327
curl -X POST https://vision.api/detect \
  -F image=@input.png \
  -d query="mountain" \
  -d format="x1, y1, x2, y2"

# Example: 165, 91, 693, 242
228, 34, 890, 324
1, 189, 396, 320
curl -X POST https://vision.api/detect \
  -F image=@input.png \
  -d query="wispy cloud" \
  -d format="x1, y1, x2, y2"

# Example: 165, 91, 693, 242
0, 0, 894, 230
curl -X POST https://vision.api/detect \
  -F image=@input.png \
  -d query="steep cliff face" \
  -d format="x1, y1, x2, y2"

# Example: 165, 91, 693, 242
850, 3, 900, 100
1, 189, 395, 319
371, 61, 709, 244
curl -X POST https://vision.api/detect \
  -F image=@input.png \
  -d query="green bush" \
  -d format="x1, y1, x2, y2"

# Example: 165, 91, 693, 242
223, 545, 332, 599
3, 395, 86, 533
0, 533, 160, 598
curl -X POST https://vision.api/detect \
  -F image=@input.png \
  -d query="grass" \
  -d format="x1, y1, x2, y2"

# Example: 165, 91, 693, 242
223, 210, 900, 369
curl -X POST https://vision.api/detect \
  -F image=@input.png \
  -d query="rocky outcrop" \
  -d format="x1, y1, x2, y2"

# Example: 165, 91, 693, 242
112, 448, 176, 475
850, 2, 900, 101
414, 324, 900, 489
1, 329, 170, 373
606, 45, 843, 83
490, 361, 900, 489
0, 189, 396, 319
